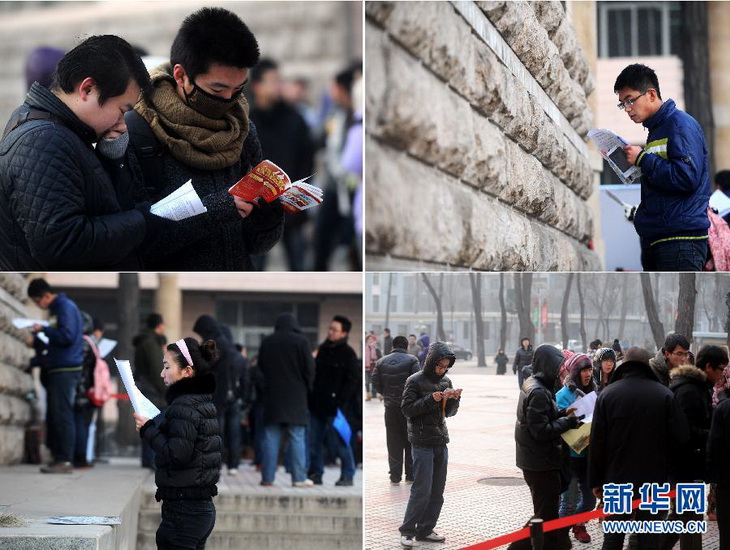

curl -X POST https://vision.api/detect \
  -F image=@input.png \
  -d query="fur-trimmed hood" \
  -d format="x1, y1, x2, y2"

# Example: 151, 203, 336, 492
669, 364, 708, 390
165, 372, 216, 403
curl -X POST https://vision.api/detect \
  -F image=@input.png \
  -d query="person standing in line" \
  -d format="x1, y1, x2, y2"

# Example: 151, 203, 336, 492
513, 337, 534, 389
495, 349, 509, 375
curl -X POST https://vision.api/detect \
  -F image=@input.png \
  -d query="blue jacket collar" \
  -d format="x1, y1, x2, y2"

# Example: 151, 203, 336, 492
643, 98, 676, 132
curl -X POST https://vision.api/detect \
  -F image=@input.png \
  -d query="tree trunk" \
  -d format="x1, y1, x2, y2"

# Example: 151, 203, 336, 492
681, 2, 715, 176
422, 274, 446, 341
675, 273, 696, 343
561, 273, 574, 350
115, 273, 140, 449
469, 273, 486, 367
499, 273, 507, 352
641, 273, 665, 350
384, 273, 393, 330
513, 273, 535, 344
577, 274, 587, 353
617, 276, 629, 339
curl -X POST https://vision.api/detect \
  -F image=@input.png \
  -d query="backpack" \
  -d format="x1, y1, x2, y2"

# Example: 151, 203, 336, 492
705, 207, 730, 271
84, 335, 112, 407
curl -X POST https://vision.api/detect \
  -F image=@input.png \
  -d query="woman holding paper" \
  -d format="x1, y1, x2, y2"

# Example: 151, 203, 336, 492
133, 338, 221, 549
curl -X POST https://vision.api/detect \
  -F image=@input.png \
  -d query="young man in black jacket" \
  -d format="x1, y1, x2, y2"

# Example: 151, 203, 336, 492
372, 335, 420, 485
398, 342, 461, 547
0, 35, 160, 270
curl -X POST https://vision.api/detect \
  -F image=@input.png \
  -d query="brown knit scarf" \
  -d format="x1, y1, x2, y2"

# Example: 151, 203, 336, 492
134, 64, 249, 170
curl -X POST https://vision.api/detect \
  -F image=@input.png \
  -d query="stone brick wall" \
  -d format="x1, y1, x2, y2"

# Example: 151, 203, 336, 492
0, 274, 33, 465
0, 1, 361, 126
366, 1, 601, 271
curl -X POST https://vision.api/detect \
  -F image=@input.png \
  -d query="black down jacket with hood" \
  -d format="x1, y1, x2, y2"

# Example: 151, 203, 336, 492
140, 373, 221, 502
0, 83, 146, 269
402, 342, 459, 447
515, 344, 574, 472
372, 346, 420, 408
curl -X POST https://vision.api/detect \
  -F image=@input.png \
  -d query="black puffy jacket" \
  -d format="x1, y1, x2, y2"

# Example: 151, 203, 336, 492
707, 392, 730, 484
140, 373, 221, 501
0, 83, 146, 270
513, 345, 534, 374
515, 344, 572, 472
371, 347, 420, 408
310, 337, 359, 418
402, 342, 459, 446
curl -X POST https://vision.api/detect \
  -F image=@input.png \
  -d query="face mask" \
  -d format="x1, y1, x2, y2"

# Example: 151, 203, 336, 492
184, 81, 242, 119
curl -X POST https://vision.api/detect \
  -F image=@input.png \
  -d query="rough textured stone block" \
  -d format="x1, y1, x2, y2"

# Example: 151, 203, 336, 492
0, 426, 25, 464
462, 114, 508, 196
532, 1, 564, 37
365, 1, 395, 28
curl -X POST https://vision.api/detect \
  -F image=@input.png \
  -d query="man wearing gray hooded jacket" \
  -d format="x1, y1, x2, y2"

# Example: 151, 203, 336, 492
398, 342, 461, 548
511, 344, 578, 550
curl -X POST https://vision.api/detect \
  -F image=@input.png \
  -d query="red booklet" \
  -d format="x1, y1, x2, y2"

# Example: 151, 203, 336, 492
228, 160, 323, 214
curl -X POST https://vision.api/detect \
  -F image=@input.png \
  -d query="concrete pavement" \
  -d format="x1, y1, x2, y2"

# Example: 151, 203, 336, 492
363, 361, 721, 549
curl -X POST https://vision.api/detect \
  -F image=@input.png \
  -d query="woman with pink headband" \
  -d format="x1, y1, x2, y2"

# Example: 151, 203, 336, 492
134, 337, 221, 549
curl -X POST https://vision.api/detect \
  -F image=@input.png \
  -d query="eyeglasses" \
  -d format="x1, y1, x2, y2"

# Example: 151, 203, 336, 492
671, 351, 690, 358
617, 90, 649, 111
435, 362, 451, 370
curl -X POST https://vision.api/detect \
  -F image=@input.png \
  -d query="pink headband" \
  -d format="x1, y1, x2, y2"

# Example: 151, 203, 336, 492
175, 338, 194, 367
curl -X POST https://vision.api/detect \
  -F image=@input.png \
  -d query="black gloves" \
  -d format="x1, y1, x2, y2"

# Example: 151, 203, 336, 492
565, 414, 585, 430
252, 197, 285, 227
135, 202, 178, 250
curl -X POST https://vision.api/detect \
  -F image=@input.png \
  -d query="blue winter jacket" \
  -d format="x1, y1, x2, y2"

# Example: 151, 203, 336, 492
634, 99, 711, 245
43, 293, 84, 371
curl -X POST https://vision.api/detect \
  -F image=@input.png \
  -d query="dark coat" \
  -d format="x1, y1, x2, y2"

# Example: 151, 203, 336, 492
311, 336, 359, 418
220, 323, 249, 408
707, 392, 730, 484
140, 373, 221, 502
588, 360, 690, 490
44, 293, 84, 370
257, 313, 315, 425
192, 315, 239, 412
515, 344, 571, 472
371, 347, 420, 408
402, 342, 459, 447
669, 364, 712, 482
133, 328, 166, 406
0, 83, 146, 270
125, 110, 283, 271
495, 352, 509, 375
513, 345, 534, 374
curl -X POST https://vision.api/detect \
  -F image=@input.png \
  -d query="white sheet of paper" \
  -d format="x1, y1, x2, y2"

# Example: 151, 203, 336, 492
113, 358, 161, 419
37, 333, 49, 345
571, 391, 597, 423
710, 189, 730, 218
151, 180, 208, 221
97, 338, 117, 358
12, 318, 49, 329
48, 516, 121, 525
587, 129, 642, 185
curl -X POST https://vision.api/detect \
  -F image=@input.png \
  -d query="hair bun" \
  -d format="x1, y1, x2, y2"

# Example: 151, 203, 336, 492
200, 339, 218, 364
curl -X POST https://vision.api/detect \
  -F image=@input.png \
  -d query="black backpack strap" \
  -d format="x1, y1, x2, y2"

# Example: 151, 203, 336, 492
125, 109, 165, 199
2, 109, 62, 140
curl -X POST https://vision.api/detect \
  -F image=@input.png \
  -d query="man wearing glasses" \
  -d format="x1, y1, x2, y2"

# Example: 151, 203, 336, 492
649, 333, 691, 387
615, 63, 711, 271
398, 342, 461, 547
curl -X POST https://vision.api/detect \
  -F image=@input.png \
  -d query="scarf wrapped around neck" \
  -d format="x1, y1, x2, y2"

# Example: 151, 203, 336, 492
134, 63, 249, 170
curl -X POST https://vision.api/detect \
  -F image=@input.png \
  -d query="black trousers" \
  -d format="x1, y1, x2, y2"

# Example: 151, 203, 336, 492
384, 406, 412, 482
513, 469, 571, 550
157, 500, 215, 550
718, 481, 730, 550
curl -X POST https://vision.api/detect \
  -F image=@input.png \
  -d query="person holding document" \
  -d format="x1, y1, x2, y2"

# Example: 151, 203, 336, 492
133, 337, 221, 550
126, 7, 284, 270
614, 63, 711, 271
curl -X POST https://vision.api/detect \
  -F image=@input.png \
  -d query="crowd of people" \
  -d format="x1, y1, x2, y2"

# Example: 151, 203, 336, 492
0, 7, 362, 271
24, 276, 362, 547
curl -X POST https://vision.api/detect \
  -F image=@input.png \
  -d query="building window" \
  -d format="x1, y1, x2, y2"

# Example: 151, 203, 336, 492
598, 2, 681, 58
372, 295, 380, 312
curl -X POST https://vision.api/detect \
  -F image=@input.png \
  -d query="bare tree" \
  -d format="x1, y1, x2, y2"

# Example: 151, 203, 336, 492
115, 273, 140, 448
469, 273, 486, 367
384, 273, 393, 330
499, 273, 507, 352
617, 275, 629, 339
641, 273, 665, 350
675, 274, 697, 341
576, 274, 587, 352
513, 273, 534, 344
422, 274, 446, 341
561, 273, 574, 350
681, 2, 715, 175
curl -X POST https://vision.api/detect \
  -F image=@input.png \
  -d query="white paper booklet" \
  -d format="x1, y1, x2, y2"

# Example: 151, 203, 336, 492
97, 338, 117, 358
571, 390, 597, 423
588, 129, 642, 185
12, 318, 49, 329
710, 189, 730, 218
151, 180, 208, 221
113, 358, 161, 419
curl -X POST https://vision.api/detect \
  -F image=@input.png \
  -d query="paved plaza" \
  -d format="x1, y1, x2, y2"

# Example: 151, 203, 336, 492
364, 361, 721, 549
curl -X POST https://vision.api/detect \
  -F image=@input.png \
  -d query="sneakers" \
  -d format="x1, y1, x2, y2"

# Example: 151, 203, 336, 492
400, 535, 414, 547
40, 461, 73, 474
228, 468, 238, 476
293, 479, 314, 487
308, 473, 323, 485
335, 477, 354, 486
572, 525, 591, 543
416, 531, 446, 542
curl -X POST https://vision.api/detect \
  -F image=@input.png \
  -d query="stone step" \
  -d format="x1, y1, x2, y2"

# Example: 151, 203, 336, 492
138, 508, 361, 535
137, 531, 361, 550
140, 490, 362, 516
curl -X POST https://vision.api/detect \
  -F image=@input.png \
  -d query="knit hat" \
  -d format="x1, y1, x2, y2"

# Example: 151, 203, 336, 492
594, 347, 617, 365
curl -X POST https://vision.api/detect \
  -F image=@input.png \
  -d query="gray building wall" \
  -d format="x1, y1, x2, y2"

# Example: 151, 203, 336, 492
365, 1, 601, 271
0, 273, 33, 465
